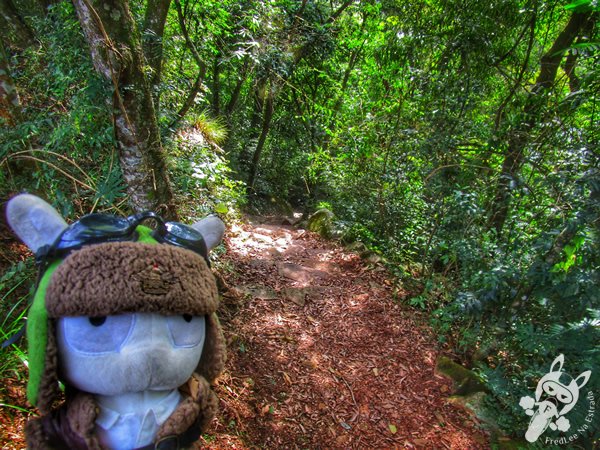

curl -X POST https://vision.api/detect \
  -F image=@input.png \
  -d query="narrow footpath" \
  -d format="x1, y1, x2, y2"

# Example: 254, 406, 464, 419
203, 217, 487, 449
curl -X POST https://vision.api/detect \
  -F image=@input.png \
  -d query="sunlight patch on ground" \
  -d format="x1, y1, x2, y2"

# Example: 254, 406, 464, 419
229, 224, 293, 256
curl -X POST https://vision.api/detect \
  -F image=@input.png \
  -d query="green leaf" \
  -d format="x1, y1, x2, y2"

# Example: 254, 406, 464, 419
564, 0, 600, 12
215, 203, 228, 214
389, 424, 397, 434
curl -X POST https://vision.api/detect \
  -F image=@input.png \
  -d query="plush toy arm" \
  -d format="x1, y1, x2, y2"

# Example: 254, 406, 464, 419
154, 373, 218, 445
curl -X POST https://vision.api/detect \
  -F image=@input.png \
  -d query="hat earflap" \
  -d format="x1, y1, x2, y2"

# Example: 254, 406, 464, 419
196, 312, 226, 383
27, 261, 62, 413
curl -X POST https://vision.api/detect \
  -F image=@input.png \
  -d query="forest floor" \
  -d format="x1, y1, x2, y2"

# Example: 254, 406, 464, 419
0, 216, 489, 449
200, 216, 488, 449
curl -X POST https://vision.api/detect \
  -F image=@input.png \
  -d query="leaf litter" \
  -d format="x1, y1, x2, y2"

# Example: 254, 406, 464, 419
202, 217, 488, 449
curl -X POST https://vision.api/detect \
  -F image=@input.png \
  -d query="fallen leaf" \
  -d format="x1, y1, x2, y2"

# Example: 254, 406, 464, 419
389, 424, 397, 434
335, 435, 349, 445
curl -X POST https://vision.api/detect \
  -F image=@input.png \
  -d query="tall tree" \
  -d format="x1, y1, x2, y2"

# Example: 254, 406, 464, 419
488, 10, 596, 234
71, 0, 177, 218
245, 0, 354, 189
142, 0, 171, 108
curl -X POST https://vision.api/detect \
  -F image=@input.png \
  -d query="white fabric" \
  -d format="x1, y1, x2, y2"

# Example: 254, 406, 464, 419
95, 389, 182, 449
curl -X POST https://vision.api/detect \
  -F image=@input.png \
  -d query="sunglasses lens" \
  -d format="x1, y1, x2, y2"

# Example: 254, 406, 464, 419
55, 214, 130, 250
162, 222, 208, 259
165, 222, 202, 241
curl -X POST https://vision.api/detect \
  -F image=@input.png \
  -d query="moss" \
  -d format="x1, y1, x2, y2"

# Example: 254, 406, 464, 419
436, 356, 488, 395
307, 208, 335, 239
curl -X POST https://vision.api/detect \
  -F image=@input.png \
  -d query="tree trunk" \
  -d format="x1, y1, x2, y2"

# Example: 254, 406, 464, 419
0, 39, 22, 124
168, 66, 206, 130
0, 0, 34, 125
225, 56, 248, 117
488, 11, 593, 234
72, 0, 177, 219
239, 76, 266, 168
0, 0, 35, 50
142, 0, 171, 109
248, 89, 274, 189
212, 51, 220, 116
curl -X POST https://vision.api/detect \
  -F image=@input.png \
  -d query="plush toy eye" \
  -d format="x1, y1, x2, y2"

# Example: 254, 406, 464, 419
167, 315, 205, 348
58, 314, 135, 354
89, 316, 106, 326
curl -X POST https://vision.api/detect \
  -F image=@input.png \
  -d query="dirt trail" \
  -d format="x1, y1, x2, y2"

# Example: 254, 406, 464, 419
204, 217, 487, 449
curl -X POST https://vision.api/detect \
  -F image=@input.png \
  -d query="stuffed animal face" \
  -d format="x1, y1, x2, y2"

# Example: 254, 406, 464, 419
57, 313, 206, 395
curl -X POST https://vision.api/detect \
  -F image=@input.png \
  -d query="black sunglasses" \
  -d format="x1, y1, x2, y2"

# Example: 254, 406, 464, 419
35, 211, 209, 266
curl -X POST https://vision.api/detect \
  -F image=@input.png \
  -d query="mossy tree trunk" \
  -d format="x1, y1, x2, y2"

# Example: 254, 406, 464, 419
0, 39, 22, 124
72, 0, 177, 219
0, 0, 35, 50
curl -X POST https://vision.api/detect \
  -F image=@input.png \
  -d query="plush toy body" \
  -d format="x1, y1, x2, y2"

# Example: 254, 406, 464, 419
6, 194, 226, 450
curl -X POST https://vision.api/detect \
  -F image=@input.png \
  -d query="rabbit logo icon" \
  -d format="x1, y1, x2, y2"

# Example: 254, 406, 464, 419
519, 354, 592, 443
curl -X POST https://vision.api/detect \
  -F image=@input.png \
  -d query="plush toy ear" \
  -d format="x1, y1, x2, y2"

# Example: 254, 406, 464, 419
6, 194, 68, 253
191, 215, 225, 252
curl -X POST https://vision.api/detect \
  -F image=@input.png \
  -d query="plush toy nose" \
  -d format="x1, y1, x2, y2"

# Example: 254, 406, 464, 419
126, 314, 173, 349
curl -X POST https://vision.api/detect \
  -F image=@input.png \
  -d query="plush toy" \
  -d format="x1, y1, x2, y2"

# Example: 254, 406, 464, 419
6, 194, 227, 450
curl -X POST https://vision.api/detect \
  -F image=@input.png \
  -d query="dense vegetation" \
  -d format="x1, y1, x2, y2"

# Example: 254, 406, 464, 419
1, 0, 598, 445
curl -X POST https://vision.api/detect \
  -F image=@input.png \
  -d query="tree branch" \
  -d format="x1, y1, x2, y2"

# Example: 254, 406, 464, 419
326, 0, 353, 24
533, 11, 593, 93
168, 66, 206, 130
173, 0, 205, 68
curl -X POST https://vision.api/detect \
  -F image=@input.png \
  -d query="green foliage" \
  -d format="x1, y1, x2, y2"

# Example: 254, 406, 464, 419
0, 260, 34, 391
169, 129, 246, 220
565, 0, 600, 12
191, 111, 228, 145
206, 0, 599, 443
0, 2, 121, 215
